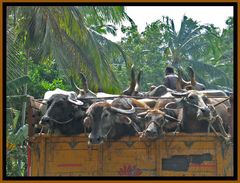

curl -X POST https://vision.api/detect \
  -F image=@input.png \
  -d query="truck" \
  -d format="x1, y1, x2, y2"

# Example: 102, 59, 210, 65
27, 96, 233, 176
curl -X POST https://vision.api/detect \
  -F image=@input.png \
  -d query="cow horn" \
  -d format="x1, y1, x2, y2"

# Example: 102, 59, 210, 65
137, 111, 148, 117
110, 103, 135, 114
70, 77, 82, 92
177, 67, 189, 89
164, 114, 180, 122
134, 70, 142, 92
122, 64, 136, 96
79, 72, 89, 93
187, 66, 196, 85
171, 91, 190, 97
67, 95, 84, 106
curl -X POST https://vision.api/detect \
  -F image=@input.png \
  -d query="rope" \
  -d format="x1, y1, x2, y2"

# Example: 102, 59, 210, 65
47, 117, 74, 125
213, 97, 230, 107
129, 121, 141, 133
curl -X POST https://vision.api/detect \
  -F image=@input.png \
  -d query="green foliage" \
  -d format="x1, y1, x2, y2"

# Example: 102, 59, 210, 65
7, 76, 31, 95
120, 15, 233, 91
27, 58, 70, 98
13, 6, 128, 93
6, 6, 130, 176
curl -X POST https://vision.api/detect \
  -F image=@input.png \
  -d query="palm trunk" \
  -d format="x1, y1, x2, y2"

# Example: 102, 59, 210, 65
18, 50, 28, 176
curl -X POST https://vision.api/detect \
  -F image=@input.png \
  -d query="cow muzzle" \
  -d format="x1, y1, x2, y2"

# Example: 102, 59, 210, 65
88, 133, 104, 145
142, 122, 159, 139
197, 106, 211, 120
39, 116, 50, 126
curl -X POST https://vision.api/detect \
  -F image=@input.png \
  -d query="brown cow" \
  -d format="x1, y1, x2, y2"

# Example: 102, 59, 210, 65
137, 93, 181, 139
84, 97, 150, 144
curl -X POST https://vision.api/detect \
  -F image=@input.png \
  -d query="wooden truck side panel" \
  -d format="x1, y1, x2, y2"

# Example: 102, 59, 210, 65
29, 134, 233, 176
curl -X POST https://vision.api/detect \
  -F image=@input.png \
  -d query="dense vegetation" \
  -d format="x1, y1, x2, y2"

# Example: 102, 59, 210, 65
6, 6, 233, 176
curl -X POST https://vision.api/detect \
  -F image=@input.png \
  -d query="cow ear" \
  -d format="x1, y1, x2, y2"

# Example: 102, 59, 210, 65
165, 101, 183, 110
83, 116, 92, 128
202, 95, 210, 103
116, 115, 132, 125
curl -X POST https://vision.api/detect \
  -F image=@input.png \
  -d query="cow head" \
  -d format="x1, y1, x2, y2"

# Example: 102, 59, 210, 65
84, 98, 136, 144
138, 108, 178, 139
165, 91, 211, 121
39, 93, 84, 131
138, 109, 166, 139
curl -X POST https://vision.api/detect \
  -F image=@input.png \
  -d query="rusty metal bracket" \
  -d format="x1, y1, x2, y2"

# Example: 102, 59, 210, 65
144, 141, 152, 160
125, 140, 135, 148
184, 141, 194, 148
68, 141, 79, 149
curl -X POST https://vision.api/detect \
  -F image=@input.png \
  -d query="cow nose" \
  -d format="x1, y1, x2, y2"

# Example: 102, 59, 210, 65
41, 116, 50, 123
145, 129, 158, 138
89, 136, 102, 144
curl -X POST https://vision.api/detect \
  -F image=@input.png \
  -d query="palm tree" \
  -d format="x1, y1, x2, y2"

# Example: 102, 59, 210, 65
161, 15, 233, 89
6, 6, 131, 176
9, 6, 129, 92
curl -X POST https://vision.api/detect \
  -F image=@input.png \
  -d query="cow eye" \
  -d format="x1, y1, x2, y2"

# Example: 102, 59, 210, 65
188, 95, 194, 100
145, 115, 151, 121
102, 112, 109, 118
68, 113, 73, 118
202, 95, 208, 101
56, 101, 64, 106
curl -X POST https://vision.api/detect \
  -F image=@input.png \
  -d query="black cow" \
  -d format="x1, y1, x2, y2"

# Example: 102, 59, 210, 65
39, 89, 86, 135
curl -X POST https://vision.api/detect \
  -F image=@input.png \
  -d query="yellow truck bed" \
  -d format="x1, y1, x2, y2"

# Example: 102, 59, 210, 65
28, 133, 233, 176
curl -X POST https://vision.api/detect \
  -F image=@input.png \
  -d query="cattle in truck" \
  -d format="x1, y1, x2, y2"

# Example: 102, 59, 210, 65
84, 97, 152, 144
165, 90, 231, 142
38, 88, 86, 135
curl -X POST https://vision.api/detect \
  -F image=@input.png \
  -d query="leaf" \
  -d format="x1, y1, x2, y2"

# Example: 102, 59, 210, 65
6, 108, 20, 130
7, 95, 29, 106
7, 76, 30, 92
11, 124, 29, 146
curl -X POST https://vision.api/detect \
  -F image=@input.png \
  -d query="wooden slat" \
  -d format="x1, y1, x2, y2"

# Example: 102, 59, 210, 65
30, 133, 233, 176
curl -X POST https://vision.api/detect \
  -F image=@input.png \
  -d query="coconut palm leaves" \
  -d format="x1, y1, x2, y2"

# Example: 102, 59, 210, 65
161, 15, 233, 89
12, 6, 128, 92
7, 28, 24, 82
162, 15, 204, 65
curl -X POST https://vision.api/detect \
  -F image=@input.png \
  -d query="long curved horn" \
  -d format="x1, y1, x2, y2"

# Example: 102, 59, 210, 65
134, 70, 142, 92
70, 77, 82, 92
67, 95, 84, 106
177, 67, 189, 89
137, 111, 148, 117
187, 66, 196, 86
79, 72, 89, 93
164, 114, 180, 122
130, 64, 136, 92
122, 64, 136, 95
110, 103, 135, 114
171, 91, 190, 97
